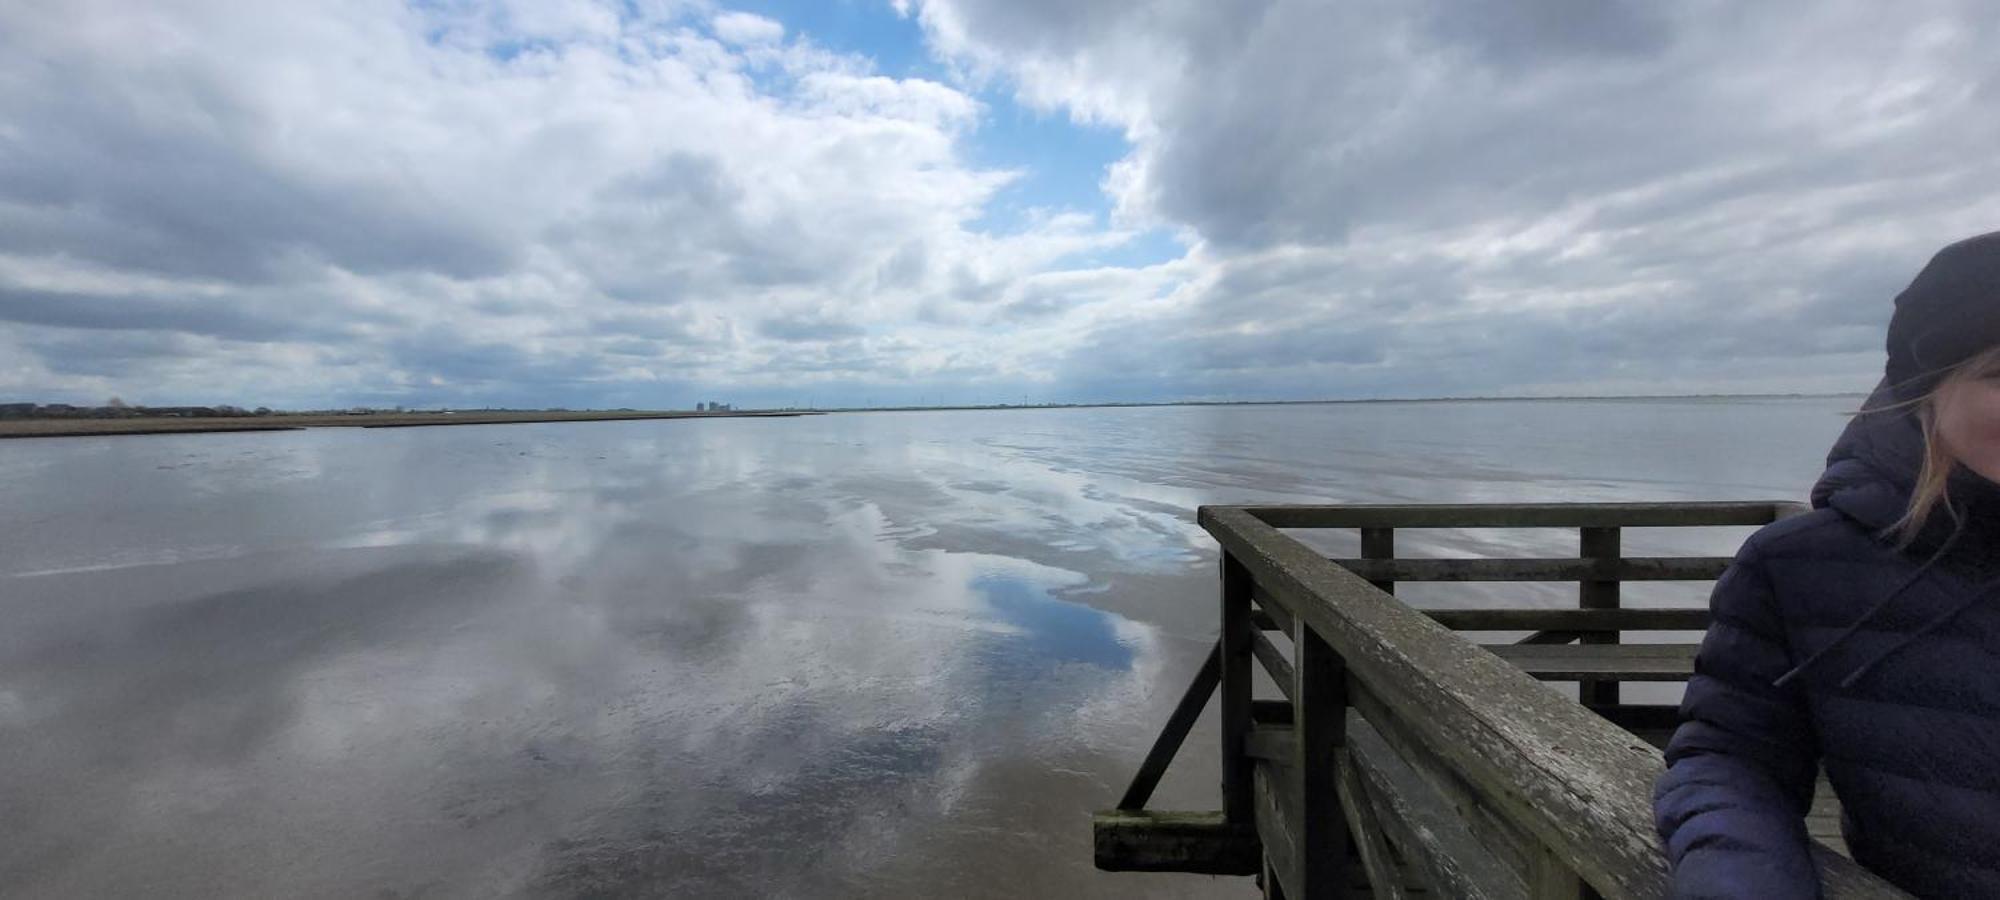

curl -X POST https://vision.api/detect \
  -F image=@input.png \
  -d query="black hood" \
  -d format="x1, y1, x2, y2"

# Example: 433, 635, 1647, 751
1811, 230, 2000, 563
1885, 230, 2000, 394
1810, 377, 1924, 533
1778, 232, 2000, 689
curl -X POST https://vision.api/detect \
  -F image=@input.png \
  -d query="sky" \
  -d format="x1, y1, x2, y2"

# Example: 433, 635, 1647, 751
1, 0, 1997, 410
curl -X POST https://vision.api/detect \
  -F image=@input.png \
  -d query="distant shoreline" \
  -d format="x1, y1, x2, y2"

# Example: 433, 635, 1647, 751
0, 392, 1868, 440
825, 391, 1869, 414
0, 409, 815, 439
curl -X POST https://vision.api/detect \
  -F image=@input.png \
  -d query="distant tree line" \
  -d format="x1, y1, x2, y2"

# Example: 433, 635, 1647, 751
0, 400, 272, 420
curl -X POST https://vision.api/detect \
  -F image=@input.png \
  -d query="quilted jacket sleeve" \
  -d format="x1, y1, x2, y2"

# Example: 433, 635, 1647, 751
1654, 541, 1824, 899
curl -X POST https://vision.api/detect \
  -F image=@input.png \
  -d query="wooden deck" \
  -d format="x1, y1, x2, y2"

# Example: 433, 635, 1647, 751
1093, 502, 1901, 898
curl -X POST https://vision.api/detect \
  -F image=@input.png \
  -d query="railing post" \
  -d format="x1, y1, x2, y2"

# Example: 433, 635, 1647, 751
1529, 845, 1590, 900
1360, 527, 1395, 595
1293, 620, 1350, 898
1579, 526, 1621, 706
1221, 552, 1255, 824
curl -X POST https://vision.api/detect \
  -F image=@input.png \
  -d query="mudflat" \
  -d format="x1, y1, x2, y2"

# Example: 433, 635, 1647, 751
0, 409, 813, 438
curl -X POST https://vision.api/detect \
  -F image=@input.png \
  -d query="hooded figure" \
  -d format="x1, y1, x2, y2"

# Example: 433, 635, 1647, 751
1654, 231, 2000, 898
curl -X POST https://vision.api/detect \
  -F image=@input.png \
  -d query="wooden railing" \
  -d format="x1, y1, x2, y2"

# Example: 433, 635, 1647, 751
1093, 502, 1908, 899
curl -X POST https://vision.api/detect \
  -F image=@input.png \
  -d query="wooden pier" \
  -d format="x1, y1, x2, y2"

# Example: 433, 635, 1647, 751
1094, 502, 1908, 898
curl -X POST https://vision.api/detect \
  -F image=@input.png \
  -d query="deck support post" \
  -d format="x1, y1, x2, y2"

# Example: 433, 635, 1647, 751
1292, 618, 1350, 898
1360, 527, 1395, 595
1579, 527, 1621, 706
1221, 552, 1256, 825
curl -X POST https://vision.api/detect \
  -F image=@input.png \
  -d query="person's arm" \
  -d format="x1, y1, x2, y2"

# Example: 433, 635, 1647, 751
1655, 541, 1823, 899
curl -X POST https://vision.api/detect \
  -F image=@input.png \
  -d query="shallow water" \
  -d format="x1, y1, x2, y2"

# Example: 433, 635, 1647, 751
0, 398, 1855, 898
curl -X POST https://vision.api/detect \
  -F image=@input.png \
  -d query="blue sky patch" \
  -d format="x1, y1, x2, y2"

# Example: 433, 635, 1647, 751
972, 573, 1132, 670
716, 2, 1138, 236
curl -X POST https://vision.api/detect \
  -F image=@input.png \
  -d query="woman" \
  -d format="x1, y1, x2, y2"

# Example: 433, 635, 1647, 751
1654, 231, 2000, 898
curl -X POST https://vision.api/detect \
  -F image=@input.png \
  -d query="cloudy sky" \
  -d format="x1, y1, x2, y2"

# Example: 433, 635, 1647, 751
2, 0, 1996, 409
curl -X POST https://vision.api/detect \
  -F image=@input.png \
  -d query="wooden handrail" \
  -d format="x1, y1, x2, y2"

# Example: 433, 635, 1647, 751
1328, 556, 1730, 582
1198, 504, 1899, 899
1421, 608, 1709, 632
1241, 501, 1808, 529
1096, 501, 1897, 899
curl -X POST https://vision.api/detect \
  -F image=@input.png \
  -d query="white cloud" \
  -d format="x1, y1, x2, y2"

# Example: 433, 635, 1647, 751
0, 0, 1147, 407
907, 0, 2000, 398
711, 10, 784, 46
3, 0, 1997, 408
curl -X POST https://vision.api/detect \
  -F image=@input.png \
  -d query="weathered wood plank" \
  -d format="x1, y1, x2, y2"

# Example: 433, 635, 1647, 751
1199, 506, 1901, 899
1092, 809, 1261, 875
1485, 644, 1697, 682
1243, 502, 1800, 529
1246, 725, 1295, 763
1349, 683, 1536, 884
1264, 854, 1287, 900
1253, 629, 1298, 702
1118, 640, 1221, 810
1254, 714, 1535, 891
1423, 608, 1709, 633
1345, 713, 1524, 900
1334, 748, 1409, 900
1258, 591, 1298, 634
1814, 844, 1902, 898
1329, 557, 1729, 583
1256, 761, 1303, 900
1528, 845, 1587, 900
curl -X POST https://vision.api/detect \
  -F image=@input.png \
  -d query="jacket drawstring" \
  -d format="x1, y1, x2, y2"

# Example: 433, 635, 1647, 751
1771, 524, 1965, 689
1836, 574, 2000, 689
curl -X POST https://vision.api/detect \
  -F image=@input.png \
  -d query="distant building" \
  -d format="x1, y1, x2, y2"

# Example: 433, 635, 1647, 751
696, 402, 708, 412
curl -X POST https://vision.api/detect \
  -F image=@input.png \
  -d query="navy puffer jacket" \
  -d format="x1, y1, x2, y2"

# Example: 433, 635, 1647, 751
1653, 371, 2000, 897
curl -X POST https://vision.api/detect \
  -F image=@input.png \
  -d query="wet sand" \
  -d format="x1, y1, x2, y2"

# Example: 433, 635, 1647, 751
0, 400, 1851, 898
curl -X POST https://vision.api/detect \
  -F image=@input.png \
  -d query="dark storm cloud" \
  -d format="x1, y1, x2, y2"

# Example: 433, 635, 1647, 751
30, 331, 203, 378
0, 287, 302, 341
0, 67, 513, 283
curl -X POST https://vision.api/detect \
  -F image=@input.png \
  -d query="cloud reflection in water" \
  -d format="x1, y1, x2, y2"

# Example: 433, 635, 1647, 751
0, 400, 1855, 897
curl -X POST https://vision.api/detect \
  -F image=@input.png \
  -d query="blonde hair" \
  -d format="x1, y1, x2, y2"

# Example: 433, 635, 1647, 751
1873, 344, 2000, 544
